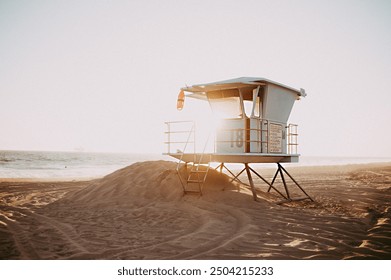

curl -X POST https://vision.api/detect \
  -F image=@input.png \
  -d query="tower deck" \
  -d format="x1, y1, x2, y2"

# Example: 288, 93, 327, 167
164, 152, 299, 164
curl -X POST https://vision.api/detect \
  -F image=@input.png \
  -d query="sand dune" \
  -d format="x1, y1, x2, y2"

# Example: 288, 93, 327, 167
1, 161, 390, 259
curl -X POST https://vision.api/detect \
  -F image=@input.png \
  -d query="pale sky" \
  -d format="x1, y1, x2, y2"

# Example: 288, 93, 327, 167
0, 0, 390, 157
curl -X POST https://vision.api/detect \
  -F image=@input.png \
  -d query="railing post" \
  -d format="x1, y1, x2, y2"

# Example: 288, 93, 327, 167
287, 123, 298, 155
167, 122, 170, 154
193, 121, 196, 155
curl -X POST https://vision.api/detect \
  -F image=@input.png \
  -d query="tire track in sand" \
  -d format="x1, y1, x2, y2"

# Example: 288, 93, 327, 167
163, 201, 253, 259
2, 205, 88, 258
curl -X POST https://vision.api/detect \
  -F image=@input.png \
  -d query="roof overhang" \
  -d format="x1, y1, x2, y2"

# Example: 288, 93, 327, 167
181, 77, 306, 100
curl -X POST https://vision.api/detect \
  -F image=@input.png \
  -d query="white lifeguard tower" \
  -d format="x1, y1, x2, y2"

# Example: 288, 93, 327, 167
164, 77, 312, 203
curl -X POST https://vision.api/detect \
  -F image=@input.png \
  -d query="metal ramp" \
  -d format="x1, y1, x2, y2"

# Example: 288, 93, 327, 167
181, 162, 210, 195
165, 121, 211, 195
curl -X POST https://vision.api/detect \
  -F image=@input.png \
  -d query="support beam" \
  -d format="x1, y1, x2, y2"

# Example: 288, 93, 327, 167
277, 163, 314, 202
197, 161, 313, 204
248, 165, 287, 200
268, 168, 280, 192
245, 163, 313, 203
222, 164, 246, 185
229, 167, 246, 184
278, 165, 290, 199
245, 163, 258, 201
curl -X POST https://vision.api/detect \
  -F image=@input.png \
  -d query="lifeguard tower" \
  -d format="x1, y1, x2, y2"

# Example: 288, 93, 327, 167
164, 77, 312, 203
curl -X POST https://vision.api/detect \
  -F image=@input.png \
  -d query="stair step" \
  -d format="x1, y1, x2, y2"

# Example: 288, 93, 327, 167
187, 179, 204, 183
188, 174, 205, 178
184, 190, 202, 195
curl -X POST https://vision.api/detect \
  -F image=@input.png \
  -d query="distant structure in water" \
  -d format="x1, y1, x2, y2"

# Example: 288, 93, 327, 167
164, 77, 312, 203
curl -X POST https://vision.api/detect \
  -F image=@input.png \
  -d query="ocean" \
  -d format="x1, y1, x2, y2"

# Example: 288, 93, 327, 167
0, 150, 390, 179
0, 150, 168, 179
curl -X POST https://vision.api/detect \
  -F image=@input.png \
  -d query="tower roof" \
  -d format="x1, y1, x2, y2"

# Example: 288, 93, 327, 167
181, 77, 306, 98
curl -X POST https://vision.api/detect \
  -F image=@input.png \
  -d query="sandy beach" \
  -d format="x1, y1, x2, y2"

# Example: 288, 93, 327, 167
0, 161, 390, 260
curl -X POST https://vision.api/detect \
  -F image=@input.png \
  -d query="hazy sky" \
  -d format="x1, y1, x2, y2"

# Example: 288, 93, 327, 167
1, 0, 390, 157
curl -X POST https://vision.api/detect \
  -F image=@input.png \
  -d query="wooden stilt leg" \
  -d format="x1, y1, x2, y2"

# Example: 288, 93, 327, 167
245, 163, 258, 201
214, 163, 222, 171
278, 164, 290, 200
278, 163, 313, 201
268, 168, 280, 193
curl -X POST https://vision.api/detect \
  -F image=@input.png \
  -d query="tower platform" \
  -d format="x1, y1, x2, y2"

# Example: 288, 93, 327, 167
164, 153, 299, 164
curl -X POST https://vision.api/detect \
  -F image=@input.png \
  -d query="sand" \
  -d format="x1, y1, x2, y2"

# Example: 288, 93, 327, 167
0, 161, 390, 260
